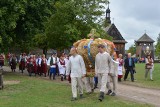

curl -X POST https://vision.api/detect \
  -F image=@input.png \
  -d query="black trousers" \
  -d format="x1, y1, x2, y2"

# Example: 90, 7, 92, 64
124, 67, 134, 81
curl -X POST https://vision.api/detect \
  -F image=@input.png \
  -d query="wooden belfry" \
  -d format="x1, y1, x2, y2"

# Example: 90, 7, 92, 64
135, 33, 155, 60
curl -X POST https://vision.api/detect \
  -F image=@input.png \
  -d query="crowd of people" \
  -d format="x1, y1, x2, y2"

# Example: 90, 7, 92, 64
0, 45, 155, 102
0, 52, 69, 81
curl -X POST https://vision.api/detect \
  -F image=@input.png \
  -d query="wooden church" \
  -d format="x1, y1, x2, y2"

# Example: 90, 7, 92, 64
135, 33, 155, 60
104, 4, 127, 56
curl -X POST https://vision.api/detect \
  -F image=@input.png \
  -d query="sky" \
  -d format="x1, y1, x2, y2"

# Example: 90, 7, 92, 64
105, 0, 160, 50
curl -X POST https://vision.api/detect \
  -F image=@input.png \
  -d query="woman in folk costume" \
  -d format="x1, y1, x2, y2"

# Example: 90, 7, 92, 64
0, 53, 5, 68
27, 55, 34, 76
7, 53, 11, 66
10, 54, 17, 72
58, 54, 66, 81
64, 53, 69, 80
106, 51, 119, 96
36, 55, 42, 75
117, 54, 124, 82
33, 55, 37, 75
19, 53, 26, 73
47, 53, 57, 80
145, 54, 154, 81
41, 54, 47, 77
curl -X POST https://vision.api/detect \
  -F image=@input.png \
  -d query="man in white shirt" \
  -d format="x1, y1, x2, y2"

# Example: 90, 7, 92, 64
47, 53, 57, 80
95, 44, 111, 102
66, 47, 86, 101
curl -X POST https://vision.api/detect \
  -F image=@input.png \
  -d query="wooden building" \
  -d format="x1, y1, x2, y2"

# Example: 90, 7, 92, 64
135, 33, 155, 60
104, 4, 127, 56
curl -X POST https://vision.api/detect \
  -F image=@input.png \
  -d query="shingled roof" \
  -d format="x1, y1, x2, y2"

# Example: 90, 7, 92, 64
136, 33, 155, 43
104, 24, 127, 43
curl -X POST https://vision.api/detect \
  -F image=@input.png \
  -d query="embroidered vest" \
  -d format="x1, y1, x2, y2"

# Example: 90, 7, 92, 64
60, 60, 65, 65
50, 57, 53, 65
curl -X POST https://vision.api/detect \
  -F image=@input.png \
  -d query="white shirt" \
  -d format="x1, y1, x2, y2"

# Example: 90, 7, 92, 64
109, 59, 119, 76
66, 54, 86, 77
36, 58, 42, 66
64, 58, 69, 65
58, 60, 66, 75
47, 56, 56, 68
19, 57, 27, 63
95, 52, 111, 75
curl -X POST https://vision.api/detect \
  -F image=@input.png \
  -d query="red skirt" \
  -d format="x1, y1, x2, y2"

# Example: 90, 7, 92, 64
33, 64, 37, 73
27, 63, 34, 73
19, 62, 25, 70
41, 64, 47, 74
118, 75, 123, 78
37, 65, 41, 73
10, 62, 16, 69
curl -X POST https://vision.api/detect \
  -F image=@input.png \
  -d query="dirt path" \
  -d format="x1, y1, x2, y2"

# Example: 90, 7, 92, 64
2, 66, 160, 107
117, 83, 160, 107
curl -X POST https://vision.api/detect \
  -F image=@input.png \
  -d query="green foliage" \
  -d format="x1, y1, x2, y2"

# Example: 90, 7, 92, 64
155, 33, 160, 58
0, 0, 113, 52
127, 44, 136, 55
46, 0, 111, 49
0, 0, 55, 53
33, 33, 48, 54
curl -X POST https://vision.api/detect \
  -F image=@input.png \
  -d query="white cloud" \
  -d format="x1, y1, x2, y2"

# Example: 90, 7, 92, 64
107, 0, 160, 49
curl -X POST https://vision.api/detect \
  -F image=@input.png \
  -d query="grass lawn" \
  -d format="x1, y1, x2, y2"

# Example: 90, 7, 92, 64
122, 63, 160, 89
0, 72, 152, 107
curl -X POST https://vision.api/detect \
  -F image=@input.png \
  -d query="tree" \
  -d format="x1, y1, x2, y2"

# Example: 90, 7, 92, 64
155, 33, 160, 58
33, 33, 48, 55
127, 45, 136, 56
14, 0, 55, 53
0, 0, 22, 53
45, 0, 110, 50
0, 0, 55, 53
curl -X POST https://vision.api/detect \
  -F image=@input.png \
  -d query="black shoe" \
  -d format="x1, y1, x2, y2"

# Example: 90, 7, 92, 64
98, 92, 104, 102
94, 84, 98, 89
53, 75, 56, 80
132, 80, 134, 82
80, 94, 85, 99
64, 76, 66, 80
71, 97, 77, 101
111, 92, 116, 96
118, 78, 121, 82
91, 89, 94, 93
61, 77, 63, 81
106, 90, 112, 95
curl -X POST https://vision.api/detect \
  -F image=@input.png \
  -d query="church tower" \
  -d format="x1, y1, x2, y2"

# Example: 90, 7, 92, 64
104, 1, 127, 56
106, 1, 111, 24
